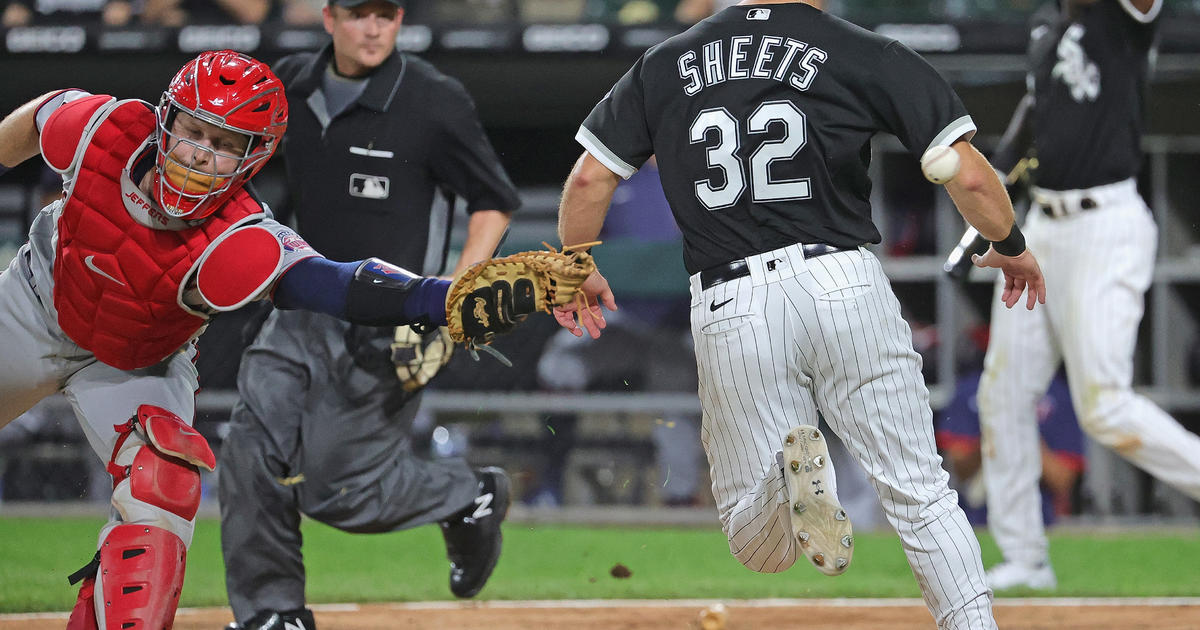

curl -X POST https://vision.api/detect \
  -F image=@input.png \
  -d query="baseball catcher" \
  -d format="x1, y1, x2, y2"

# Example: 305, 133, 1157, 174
0, 49, 572, 630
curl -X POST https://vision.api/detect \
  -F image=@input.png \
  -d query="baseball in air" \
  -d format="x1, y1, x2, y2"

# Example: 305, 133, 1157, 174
920, 145, 961, 184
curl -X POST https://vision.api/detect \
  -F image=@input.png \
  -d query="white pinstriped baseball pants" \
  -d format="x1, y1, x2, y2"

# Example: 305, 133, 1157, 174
690, 243, 996, 630
979, 179, 1200, 567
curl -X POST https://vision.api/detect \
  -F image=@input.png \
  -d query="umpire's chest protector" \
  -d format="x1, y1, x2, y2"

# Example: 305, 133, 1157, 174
47, 98, 264, 370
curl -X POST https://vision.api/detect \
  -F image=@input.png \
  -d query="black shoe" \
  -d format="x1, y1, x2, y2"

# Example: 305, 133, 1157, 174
225, 608, 316, 630
440, 467, 511, 598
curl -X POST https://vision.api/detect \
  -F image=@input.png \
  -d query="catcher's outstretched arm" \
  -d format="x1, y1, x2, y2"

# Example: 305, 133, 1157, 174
273, 256, 449, 329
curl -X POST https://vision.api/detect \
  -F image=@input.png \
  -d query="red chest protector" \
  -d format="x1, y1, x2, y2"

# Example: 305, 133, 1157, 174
51, 99, 264, 370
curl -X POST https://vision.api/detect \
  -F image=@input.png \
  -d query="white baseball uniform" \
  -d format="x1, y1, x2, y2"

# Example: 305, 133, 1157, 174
576, 4, 999, 628
976, 0, 1192, 570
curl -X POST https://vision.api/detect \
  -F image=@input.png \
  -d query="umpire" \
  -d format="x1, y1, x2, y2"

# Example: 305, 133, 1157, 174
218, 1, 521, 628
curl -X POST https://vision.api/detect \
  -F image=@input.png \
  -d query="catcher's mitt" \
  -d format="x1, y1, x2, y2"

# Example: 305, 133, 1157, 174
445, 242, 598, 347
391, 325, 455, 392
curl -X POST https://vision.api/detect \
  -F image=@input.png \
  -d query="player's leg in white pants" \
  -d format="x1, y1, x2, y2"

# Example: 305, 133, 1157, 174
690, 253, 820, 574
692, 246, 995, 630
977, 214, 1062, 568
1055, 200, 1200, 500
805, 251, 995, 630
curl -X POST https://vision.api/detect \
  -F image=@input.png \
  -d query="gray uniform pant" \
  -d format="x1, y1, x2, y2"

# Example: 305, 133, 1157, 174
219, 310, 478, 622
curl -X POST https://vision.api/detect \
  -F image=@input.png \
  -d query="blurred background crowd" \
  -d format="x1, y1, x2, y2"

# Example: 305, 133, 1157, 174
11, 0, 1196, 28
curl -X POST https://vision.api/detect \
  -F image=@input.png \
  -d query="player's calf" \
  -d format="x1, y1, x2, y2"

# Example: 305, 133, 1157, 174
781, 425, 854, 576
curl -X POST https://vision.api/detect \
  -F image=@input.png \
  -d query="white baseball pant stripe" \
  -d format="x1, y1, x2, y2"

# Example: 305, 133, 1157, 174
979, 180, 1200, 567
690, 244, 996, 630
0, 251, 200, 546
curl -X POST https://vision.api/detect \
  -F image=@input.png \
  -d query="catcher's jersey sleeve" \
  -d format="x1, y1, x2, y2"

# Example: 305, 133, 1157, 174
577, 57, 652, 180
428, 77, 522, 214
867, 41, 976, 156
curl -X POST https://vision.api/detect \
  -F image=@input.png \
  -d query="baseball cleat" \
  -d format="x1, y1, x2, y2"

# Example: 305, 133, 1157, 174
782, 425, 853, 577
985, 561, 1057, 590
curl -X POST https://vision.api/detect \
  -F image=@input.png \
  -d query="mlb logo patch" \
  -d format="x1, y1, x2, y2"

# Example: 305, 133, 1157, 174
747, 8, 771, 20
349, 173, 390, 199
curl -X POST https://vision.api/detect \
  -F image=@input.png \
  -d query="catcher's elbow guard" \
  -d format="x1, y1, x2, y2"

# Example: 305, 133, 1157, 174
345, 258, 446, 329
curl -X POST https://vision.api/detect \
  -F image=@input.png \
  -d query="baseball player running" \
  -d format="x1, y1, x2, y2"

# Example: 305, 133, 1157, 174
0, 50, 519, 630
976, 0, 1189, 591
217, 1, 521, 628
553, 1, 1046, 628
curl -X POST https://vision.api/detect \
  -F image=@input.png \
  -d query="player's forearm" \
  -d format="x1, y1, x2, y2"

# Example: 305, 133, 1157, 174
558, 152, 620, 247
0, 93, 51, 172
944, 142, 1016, 243
455, 209, 512, 274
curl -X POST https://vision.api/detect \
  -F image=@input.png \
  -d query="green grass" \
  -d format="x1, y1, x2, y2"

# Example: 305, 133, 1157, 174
2, 517, 1199, 612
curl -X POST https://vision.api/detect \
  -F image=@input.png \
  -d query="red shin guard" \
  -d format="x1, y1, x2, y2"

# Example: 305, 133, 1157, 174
96, 524, 187, 630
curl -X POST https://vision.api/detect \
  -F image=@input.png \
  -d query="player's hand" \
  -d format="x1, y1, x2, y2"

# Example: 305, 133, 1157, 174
552, 270, 617, 339
972, 246, 1047, 310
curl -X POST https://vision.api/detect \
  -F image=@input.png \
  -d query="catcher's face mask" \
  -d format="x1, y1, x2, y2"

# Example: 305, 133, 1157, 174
152, 50, 287, 221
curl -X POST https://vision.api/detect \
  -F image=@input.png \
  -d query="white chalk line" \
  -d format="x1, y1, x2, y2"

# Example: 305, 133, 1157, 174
5, 597, 1200, 621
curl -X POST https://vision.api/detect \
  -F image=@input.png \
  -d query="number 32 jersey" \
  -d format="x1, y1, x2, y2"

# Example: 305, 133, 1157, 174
579, 3, 975, 274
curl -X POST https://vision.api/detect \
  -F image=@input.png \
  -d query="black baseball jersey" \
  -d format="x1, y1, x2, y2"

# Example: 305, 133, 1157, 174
579, 2, 975, 274
273, 46, 520, 273
1027, 0, 1160, 191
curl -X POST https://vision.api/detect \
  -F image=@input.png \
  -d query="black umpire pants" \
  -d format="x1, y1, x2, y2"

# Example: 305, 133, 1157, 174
218, 310, 478, 622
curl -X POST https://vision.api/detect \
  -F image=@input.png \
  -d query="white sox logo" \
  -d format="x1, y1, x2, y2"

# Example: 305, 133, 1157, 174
472, 491, 494, 519
283, 620, 307, 630
1051, 24, 1100, 102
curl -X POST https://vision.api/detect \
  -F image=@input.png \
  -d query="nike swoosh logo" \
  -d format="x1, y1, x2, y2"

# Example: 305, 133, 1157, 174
84, 255, 125, 286
709, 298, 734, 312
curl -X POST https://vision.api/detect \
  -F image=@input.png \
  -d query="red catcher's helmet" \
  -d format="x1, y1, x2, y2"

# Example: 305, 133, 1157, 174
153, 50, 287, 221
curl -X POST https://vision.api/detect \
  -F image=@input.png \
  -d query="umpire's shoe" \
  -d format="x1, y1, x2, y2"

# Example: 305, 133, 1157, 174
781, 425, 854, 576
440, 466, 511, 598
224, 608, 316, 630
